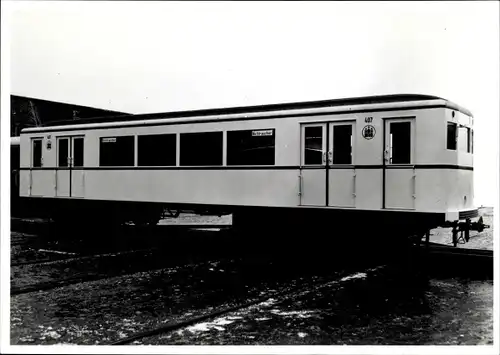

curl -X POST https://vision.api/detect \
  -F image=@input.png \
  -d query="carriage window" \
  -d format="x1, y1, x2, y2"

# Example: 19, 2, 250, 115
458, 126, 470, 152
470, 129, 474, 154
467, 127, 472, 153
73, 138, 84, 167
227, 129, 275, 165
180, 131, 222, 166
332, 125, 352, 164
58, 139, 69, 167
304, 126, 323, 165
11, 146, 20, 170
447, 122, 457, 150
32, 139, 42, 167
390, 121, 411, 164
138, 134, 176, 166
99, 136, 135, 166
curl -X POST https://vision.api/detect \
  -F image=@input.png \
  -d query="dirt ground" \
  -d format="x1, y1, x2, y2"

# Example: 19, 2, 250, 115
144, 274, 493, 345
10, 208, 494, 346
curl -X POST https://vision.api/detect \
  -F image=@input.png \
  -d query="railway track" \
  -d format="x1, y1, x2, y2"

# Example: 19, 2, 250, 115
10, 254, 229, 296
11, 247, 158, 267
419, 242, 493, 279
11, 220, 233, 266
423, 242, 493, 257
109, 266, 386, 345
108, 244, 493, 345
11, 216, 231, 231
10, 228, 260, 296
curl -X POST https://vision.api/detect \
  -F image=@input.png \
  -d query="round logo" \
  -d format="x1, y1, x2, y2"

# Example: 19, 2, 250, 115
362, 125, 376, 140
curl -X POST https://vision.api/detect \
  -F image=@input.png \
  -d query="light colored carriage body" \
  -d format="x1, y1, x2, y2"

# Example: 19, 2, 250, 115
18, 94, 478, 235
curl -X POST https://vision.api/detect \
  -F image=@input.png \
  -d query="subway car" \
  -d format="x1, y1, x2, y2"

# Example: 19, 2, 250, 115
16, 94, 488, 245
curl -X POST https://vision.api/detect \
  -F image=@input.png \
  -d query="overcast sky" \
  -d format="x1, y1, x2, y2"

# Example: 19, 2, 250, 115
3, 1, 499, 206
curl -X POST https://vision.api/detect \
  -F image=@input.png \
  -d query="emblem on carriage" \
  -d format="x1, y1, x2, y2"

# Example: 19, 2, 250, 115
362, 125, 376, 140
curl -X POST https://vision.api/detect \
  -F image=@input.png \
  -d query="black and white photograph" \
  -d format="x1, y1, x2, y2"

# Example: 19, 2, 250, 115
1, 1, 498, 354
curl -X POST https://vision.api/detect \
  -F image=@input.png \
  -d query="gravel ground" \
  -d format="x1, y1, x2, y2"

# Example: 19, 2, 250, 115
10, 221, 236, 292
429, 207, 494, 250
10, 214, 231, 266
10, 243, 76, 266
144, 274, 493, 345
10, 248, 157, 290
158, 213, 232, 225
11, 254, 354, 345
11, 259, 241, 345
10, 211, 494, 346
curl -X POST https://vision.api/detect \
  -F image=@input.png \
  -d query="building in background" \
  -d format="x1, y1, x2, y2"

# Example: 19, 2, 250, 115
10, 95, 130, 136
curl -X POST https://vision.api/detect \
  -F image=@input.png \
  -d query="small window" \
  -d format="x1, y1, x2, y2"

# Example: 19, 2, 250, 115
447, 122, 457, 150
227, 129, 275, 165
180, 131, 222, 166
390, 121, 411, 164
332, 125, 352, 164
73, 138, 84, 167
471, 129, 474, 154
99, 136, 135, 166
11, 145, 20, 171
458, 125, 471, 152
138, 134, 176, 166
304, 126, 323, 165
32, 139, 42, 167
467, 127, 472, 153
58, 138, 69, 167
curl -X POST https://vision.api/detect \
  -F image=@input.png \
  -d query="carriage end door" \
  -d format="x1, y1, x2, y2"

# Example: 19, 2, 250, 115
384, 118, 416, 210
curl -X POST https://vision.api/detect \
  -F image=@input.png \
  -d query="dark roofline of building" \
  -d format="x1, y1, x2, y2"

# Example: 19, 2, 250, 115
11, 94, 130, 115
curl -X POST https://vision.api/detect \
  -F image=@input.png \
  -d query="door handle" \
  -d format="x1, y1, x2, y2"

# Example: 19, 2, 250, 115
353, 173, 357, 197
328, 151, 333, 164
322, 152, 327, 164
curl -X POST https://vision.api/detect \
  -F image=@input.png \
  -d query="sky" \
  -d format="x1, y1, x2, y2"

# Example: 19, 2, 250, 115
2, 1, 499, 206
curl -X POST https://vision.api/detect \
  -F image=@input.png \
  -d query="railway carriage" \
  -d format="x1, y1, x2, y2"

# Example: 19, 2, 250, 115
11, 137, 21, 215
16, 94, 487, 245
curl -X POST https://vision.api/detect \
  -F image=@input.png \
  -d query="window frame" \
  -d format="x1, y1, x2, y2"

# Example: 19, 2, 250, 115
57, 137, 70, 168
226, 128, 276, 166
31, 138, 43, 168
330, 122, 354, 166
467, 127, 473, 153
137, 133, 177, 167
471, 129, 474, 154
446, 122, 458, 151
179, 131, 223, 167
72, 137, 85, 167
99, 135, 136, 167
385, 119, 414, 165
302, 124, 326, 166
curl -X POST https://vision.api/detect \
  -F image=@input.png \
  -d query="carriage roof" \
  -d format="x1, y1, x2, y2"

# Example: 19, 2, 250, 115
21, 94, 472, 133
